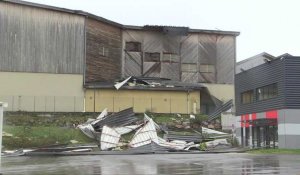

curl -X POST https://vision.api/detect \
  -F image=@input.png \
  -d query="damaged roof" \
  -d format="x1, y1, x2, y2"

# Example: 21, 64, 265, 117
84, 77, 205, 91
2, 0, 240, 36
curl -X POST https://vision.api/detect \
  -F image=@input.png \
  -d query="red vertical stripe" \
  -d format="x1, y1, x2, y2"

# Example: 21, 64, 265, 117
250, 113, 256, 126
252, 113, 257, 120
245, 114, 249, 128
266, 110, 278, 119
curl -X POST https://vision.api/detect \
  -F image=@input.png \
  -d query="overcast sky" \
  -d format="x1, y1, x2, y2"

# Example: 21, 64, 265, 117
27, 0, 300, 61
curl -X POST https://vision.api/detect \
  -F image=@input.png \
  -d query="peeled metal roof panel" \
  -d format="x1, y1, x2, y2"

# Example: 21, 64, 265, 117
129, 119, 159, 148
166, 132, 202, 143
100, 126, 121, 150
208, 99, 233, 121
92, 108, 138, 130
202, 127, 227, 135
77, 124, 97, 139
114, 124, 142, 135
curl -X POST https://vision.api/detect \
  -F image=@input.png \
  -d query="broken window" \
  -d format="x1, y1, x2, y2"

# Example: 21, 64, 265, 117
181, 63, 197, 72
199, 64, 215, 73
144, 52, 160, 62
125, 42, 141, 52
241, 90, 254, 104
162, 53, 179, 63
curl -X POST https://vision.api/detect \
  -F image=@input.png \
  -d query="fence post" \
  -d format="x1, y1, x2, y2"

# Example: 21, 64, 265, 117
0, 102, 8, 174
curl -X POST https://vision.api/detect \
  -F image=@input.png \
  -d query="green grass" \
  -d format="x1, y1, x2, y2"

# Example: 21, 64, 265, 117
247, 149, 300, 154
3, 125, 96, 149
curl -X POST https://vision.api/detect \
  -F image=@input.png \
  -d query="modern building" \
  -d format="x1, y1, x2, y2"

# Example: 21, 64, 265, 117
235, 53, 300, 149
0, 0, 239, 117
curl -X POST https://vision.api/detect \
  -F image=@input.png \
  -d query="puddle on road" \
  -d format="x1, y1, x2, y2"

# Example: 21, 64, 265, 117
2, 153, 300, 175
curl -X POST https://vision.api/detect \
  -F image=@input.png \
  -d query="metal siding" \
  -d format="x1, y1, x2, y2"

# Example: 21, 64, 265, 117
235, 58, 285, 115
216, 36, 235, 84
124, 52, 142, 76
0, 3, 85, 74
121, 30, 236, 84
284, 57, 300, 108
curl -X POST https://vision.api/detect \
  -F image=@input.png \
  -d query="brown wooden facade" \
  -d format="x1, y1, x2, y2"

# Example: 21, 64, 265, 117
85, 18, 122, 83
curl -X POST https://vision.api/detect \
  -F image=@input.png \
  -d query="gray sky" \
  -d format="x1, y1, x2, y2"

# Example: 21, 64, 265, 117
27, 0, 300, 61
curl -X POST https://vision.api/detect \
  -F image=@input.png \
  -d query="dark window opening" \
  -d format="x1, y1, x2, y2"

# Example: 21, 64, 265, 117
144, 52, 160, 62
256, 83, 278, 101
125, 42, 141, 52
241, 90, 254, 104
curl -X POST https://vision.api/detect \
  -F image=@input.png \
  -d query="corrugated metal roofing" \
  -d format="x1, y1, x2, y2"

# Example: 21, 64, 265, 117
2, 1, 239, 36
166, 132, 202, 143
129, 119, 159, 148
92, 108, 138, 131
100, 126, 121, 150
208, 99, 233, 121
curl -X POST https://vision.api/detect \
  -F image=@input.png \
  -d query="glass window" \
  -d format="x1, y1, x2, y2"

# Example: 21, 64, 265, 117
144, 52, 160, 62
125, 42, 141, 52
241, 90, 254, 104
256, 83, 278, 101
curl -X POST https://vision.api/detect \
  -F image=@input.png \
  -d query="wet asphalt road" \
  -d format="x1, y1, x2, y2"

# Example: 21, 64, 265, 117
1, 153, 300, 175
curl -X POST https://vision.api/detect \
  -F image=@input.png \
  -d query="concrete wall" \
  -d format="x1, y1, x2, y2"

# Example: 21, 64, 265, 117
0, 72, 84, 112
278, 109, 300, 149
85, 89, 200, 114
202, 84, 234, 102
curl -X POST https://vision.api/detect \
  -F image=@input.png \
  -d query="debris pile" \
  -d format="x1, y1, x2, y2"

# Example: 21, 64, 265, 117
77, 107, 231, 153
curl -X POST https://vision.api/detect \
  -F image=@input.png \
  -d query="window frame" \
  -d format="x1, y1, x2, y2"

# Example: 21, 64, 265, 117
125, 41, 141, 52
241, 90, 254, 104
144, 52, 160, 62
256, 83, 278, 101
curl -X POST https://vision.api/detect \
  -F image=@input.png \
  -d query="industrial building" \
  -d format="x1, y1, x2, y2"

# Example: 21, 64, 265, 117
235, 53, 300, 149
0, 0, 239, 118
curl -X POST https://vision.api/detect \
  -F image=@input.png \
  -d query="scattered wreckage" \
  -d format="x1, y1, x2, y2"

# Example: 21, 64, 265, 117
76, 107, 232, 154
3, 107, 235, 156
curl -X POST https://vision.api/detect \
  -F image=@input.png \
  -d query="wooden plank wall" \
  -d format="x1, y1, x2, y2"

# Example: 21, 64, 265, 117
0, 2, 85, 74
85, 18, 122, 82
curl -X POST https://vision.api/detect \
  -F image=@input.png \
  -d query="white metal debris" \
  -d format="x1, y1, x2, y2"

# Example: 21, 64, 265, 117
91, 108, 109, 125
157, 137, 187, 150
100, 126, 121, 150
77, 124, 97, 139
96, 108, 108, 120
129, 119, 159, 148
114, 76, 132, 90
205, 139, 229, 148
114, 124, 142, 135
144, 113, 160, 130
202, 127, 228, 135
190, 114, 196, 119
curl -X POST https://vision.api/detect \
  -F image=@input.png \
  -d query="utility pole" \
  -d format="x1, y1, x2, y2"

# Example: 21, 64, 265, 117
0, 102, 8, 175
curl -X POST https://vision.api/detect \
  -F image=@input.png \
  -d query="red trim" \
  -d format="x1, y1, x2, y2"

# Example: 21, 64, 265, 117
251, 113, 256, 126
245, 114, 249, 128
251, 113, 257, 120
266, 110, 278, 119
